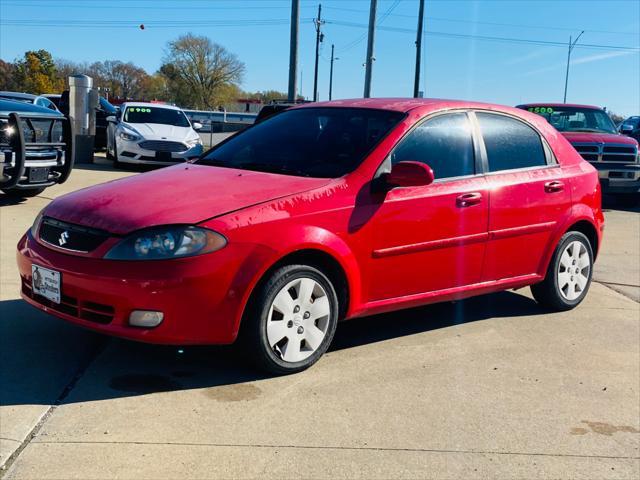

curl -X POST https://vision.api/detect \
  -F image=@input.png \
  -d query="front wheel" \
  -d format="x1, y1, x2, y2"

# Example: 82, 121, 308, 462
531, 231, 593, 311
242, 265, 339, 375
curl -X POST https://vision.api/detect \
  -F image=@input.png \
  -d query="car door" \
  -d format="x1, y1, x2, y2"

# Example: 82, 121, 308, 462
473, 111, 572, 281
367, 112, 490, 301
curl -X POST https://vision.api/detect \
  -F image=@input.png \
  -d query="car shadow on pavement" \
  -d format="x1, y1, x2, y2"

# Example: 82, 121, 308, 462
0, 194, 29, 206
1, 290, 543, 406
602, 195, 640, 213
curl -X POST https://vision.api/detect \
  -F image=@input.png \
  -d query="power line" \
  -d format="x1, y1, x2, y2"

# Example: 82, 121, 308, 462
337, 0, 400, 54
328, 20, 640, 52
324, 6, 639, 36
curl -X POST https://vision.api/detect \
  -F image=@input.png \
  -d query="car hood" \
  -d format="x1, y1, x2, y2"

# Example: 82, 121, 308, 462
122, 122, 196, 141
561, 131, 639, 146
44, 164, 332, 235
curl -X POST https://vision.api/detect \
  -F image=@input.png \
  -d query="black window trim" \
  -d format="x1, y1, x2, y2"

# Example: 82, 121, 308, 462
377, 108, 484, 185
469, 109, 558, 176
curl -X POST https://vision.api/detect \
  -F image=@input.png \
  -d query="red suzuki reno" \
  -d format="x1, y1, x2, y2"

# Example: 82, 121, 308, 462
18, 99, 604, 374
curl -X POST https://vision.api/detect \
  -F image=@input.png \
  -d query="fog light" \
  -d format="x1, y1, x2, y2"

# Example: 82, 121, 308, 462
129, 310, 164, 328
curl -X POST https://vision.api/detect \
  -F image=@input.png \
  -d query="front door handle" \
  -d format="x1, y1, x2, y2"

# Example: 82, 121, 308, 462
544, 181, 564, 193
456, 192, 482, 207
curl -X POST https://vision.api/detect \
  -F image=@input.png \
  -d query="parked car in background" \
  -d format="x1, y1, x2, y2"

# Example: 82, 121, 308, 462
95, 97, 117, 150
18, 99, 603, 373
106, 102, 203, 166
0, 91, 60, 112
619, 116, 640, 142
255, 100, 311, 124
0, 99, 73, 197
518, 103, 639, 201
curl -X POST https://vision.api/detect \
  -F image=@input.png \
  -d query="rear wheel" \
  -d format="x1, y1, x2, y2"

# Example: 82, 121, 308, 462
1, 187, 46, 198
531, 231, 593, 311
242, 265, 339, 375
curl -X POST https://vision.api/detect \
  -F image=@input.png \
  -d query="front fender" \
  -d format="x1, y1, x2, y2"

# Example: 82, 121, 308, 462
224, 224, 363, 340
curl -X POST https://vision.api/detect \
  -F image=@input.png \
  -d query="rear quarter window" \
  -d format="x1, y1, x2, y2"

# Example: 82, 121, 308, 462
477, 112, 547, 172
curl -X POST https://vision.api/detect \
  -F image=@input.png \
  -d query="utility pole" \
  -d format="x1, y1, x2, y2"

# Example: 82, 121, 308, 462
563, 30, 584, 103
287, 0, 299, 102
363, 0, 377, 98
312, 4, 324, 102
413, 0, 425, 98
329, 44, 339, 101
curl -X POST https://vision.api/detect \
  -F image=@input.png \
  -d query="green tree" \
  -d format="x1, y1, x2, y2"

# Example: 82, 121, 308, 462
161, 33, 245, 110
13, 50, 63, 93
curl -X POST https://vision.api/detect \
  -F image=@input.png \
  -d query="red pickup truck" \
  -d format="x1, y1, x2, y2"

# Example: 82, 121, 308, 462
518, 103, 639, 202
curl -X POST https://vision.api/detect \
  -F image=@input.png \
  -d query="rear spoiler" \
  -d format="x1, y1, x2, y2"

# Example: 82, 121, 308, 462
0, 112, 74, 189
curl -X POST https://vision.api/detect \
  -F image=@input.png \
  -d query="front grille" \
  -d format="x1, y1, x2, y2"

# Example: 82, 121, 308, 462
573, 143, 638, 164
39, 217, 110, 253
22, 278, 115, 325
138, 140, 187, 152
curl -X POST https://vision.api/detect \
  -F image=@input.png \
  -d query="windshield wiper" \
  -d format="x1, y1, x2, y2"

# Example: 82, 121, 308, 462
568, 128, 614, 133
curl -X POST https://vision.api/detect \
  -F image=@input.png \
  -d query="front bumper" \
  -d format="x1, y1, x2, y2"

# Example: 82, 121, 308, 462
16, 231, 253, 345
592, 163, 640, 195
116, 138, 203, 165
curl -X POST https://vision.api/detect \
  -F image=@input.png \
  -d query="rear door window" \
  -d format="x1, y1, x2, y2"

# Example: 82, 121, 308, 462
476, 112, 547, 172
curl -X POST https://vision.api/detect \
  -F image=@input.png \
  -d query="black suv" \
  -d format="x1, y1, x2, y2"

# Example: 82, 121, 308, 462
0, 99, 73, 197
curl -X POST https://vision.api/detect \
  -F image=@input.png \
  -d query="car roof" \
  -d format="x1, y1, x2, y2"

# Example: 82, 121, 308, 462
0, 98, 63, 116
0, 91, 38, 101
296, 97, 538, 114
517, 102, 604, 110
122, 102, 182, 110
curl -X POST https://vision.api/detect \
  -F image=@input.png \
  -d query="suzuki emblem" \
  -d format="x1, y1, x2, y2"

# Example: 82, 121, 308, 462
59, 231, 69, 246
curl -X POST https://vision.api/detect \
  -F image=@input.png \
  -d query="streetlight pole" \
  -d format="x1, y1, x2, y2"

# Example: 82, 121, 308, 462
329, 44, 339, 101
563, 30, 584, 103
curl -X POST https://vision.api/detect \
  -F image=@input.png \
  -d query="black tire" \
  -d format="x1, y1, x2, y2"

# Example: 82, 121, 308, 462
531, 231, 594, 311
112, 142, 124, 169
1, 187, 46, 198
241, 264, 339, 375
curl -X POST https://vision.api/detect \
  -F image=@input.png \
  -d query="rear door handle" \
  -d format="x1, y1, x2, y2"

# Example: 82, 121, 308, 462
544, 181, 564, 193
456, 192, 482, 207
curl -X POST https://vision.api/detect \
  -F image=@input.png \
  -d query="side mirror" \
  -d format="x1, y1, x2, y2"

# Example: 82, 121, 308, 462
106, 115, 117, 123
192, 122, 203, 131
386, 161, 435, 188
620, 125, 633, 133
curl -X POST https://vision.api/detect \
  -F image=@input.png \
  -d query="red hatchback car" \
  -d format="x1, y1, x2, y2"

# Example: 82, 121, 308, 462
17, 99, 604, 373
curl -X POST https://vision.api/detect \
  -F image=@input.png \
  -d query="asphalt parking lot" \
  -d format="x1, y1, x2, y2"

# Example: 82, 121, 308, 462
1, 158, 638, 479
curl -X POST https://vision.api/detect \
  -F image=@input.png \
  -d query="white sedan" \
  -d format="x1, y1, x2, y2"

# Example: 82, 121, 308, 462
106, 102, 204, 166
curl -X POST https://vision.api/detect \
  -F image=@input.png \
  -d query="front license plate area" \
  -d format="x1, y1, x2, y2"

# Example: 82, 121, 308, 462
31, 264, 61, 304
155, 151, 172, 162
28, 167, 49, 183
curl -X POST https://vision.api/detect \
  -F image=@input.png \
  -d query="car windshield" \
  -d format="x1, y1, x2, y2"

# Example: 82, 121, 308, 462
123, 106, 190, 127
524, 106, 617, 134
622, 117, 639, 128
198, 107, 404, 178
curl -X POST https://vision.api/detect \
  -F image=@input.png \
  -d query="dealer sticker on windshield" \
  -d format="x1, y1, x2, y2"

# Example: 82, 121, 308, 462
32, 264, 61, 304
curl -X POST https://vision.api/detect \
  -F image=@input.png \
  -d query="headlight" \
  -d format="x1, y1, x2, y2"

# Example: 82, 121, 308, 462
104, 226, 226, 260
30, 209, 45, 237
119, 130, 139, 141
186, 137, 202, 147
